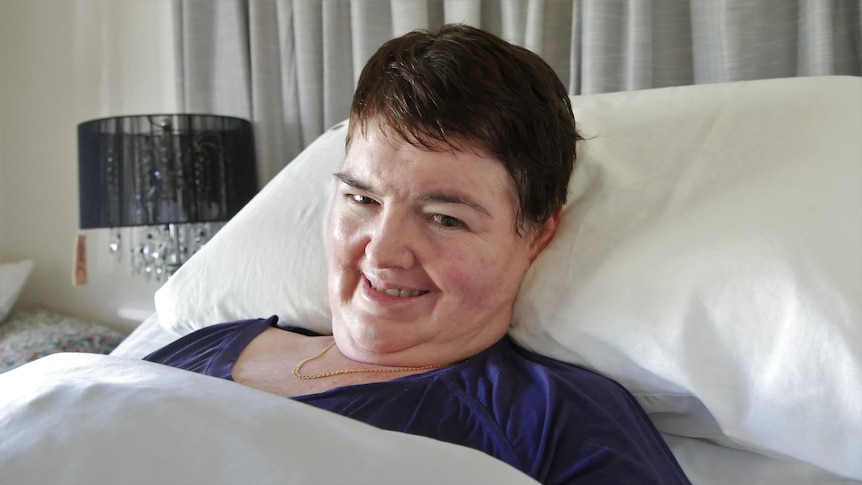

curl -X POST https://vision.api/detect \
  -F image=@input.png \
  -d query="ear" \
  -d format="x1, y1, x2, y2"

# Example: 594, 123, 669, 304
527, 209, 562, 262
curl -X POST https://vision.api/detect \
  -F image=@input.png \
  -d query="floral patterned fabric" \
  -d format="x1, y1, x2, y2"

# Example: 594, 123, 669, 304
0, 307, 126, 373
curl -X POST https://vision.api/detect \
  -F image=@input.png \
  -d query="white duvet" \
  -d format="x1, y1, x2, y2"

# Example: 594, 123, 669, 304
0, 353, 537, 485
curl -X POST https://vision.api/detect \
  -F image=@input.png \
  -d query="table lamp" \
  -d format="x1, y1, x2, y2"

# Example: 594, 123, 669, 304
77, 114, 258, 280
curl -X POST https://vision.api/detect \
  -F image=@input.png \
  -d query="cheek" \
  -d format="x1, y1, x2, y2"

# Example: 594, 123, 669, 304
327, 207, 363, 264
327, 211, 362, 302
327, 210, 366, 308
441, 243, 531, 306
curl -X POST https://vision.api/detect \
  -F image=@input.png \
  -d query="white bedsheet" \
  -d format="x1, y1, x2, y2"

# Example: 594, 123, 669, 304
0, 352, 537, 485
109, 312, 179, 358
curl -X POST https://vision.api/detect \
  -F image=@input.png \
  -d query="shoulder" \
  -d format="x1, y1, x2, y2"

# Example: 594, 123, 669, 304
462, 337, 689, 484
468, 337, 631, 405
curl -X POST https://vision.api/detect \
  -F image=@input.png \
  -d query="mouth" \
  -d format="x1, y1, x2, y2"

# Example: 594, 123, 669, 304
367, 277, 429, 298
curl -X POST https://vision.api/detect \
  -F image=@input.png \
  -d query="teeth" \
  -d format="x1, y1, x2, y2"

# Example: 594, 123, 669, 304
372, 284, 423, 298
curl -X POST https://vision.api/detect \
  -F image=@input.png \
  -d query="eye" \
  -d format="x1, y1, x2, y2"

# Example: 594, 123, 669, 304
431, 214, 466, 229
348, 194, 377, 205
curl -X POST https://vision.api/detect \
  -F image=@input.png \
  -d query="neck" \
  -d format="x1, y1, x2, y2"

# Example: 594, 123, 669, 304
293, 341, 452, 380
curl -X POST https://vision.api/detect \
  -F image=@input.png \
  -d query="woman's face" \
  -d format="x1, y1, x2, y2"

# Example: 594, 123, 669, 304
327, 125, 555, 365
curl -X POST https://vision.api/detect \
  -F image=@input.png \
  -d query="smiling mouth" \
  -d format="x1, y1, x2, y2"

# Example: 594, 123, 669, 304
369, 281, 428, 298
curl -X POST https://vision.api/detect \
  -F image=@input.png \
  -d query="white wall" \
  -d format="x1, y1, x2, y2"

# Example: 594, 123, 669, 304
0, 0, 177, 331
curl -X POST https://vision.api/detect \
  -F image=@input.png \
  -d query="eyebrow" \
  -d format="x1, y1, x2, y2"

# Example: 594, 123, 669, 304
333, 171, 492, 217
418, 192, 492, 217
334, 172, 370, 191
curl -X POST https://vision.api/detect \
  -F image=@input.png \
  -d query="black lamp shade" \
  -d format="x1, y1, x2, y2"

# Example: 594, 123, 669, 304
78, 114, 258, 229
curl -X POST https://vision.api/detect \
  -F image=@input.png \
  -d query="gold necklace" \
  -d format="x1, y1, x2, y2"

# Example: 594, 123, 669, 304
293, 341, 450, 380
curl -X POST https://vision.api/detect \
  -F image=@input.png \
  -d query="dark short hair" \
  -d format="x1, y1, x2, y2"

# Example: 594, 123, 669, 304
347, 24, 582, 233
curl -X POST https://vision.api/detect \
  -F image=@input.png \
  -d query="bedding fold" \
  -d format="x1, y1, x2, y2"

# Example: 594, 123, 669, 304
0, 353, 537, 485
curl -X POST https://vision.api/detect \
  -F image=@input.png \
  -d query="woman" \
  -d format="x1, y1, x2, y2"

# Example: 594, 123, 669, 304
146, 24, 689, 484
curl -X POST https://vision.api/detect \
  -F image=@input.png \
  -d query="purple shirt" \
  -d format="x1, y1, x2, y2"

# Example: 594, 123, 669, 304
145, 316, 689, 484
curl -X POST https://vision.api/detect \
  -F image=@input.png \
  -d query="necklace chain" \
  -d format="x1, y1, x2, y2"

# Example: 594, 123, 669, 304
293, 341, 449, 380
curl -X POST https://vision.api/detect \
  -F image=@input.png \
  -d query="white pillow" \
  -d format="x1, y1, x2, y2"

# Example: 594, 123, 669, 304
155, 76, 862, 480
511, 76, 862, 480
0, 260, 34, 322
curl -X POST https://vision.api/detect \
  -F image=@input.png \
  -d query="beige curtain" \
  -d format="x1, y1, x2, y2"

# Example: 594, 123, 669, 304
173, 0, 861, 184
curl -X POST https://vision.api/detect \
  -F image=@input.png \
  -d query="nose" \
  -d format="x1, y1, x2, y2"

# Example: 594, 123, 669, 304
364, 210, 416, 269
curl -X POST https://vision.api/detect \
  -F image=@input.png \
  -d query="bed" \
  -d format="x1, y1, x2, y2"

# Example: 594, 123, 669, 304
0, 260, 125, 373
1, 76, 860, 484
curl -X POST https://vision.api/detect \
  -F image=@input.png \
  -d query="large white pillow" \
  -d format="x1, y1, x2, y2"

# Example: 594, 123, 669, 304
155, 76, 862, 480
511, 76, 862, 480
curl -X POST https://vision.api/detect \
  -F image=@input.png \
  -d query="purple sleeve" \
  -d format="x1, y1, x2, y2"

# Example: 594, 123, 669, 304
505, 347, 690, 484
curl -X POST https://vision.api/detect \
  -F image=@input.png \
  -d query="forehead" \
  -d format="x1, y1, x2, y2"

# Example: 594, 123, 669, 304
342, 127, 517, 203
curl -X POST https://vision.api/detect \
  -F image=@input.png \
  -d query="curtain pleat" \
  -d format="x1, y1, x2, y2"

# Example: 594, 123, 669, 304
391, 0, 432, 35
348, 3, 390, 81
247, 0, 291, 179
174, 0, 861, 185
322, 1, 354, 131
